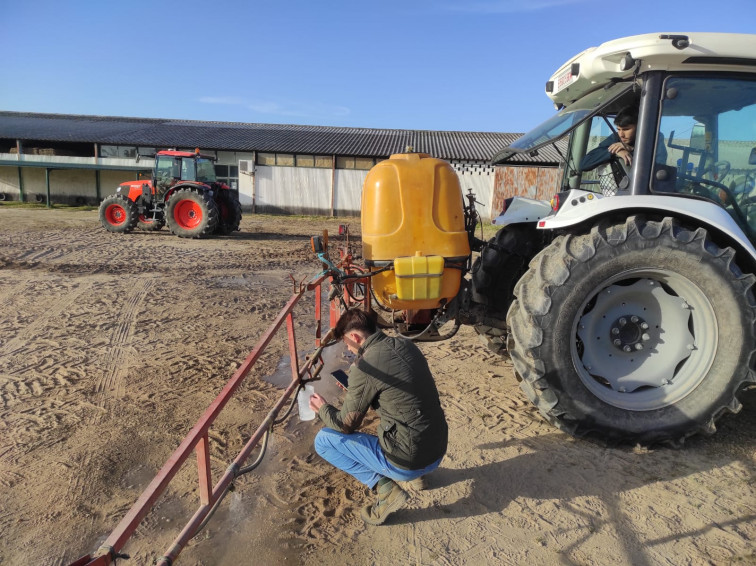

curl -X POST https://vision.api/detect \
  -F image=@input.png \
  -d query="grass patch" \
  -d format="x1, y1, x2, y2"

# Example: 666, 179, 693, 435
0, 202, 97, 211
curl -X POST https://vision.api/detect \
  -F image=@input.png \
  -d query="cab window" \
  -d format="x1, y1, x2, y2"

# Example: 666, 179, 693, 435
654, 77, 756, 240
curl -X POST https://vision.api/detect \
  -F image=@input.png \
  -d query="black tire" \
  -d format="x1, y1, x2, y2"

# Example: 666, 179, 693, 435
507, 215, 756, 446
214, 190, 242, 235
165, 188, 219, 238
137, 212, 165, 231
99, 195, 138, 233
472, 224, 542, 355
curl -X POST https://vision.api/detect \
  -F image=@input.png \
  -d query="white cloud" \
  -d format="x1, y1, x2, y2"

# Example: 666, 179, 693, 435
198, 96, 247, 105
199, 96, 349, 119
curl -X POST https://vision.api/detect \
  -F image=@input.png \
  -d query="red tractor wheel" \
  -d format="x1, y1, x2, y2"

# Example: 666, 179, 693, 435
99, 195, 138, 233
165, 188, 219, 238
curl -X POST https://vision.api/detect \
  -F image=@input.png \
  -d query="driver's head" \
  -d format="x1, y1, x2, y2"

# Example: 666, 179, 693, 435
614, 105, 639, 147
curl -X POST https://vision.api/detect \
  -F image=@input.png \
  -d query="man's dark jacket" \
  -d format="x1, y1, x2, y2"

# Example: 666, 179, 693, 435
318, 331, 448, 470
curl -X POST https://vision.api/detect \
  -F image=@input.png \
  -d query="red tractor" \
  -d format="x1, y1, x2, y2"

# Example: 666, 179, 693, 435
99, 149, 242, 238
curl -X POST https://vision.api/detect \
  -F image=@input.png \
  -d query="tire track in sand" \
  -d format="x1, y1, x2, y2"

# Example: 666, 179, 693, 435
92, 276, 154, 413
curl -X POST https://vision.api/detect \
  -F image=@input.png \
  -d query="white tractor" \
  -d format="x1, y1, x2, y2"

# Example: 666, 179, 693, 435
481, 32, 756, 444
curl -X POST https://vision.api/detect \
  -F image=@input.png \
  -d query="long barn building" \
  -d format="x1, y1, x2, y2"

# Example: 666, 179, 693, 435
0, 111, 560, 220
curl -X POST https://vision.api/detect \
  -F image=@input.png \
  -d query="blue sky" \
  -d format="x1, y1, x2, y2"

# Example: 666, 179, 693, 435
1, 0, 754, 134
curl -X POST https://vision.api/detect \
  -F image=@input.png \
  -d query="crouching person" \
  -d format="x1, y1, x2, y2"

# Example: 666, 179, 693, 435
309, 308, 448, 525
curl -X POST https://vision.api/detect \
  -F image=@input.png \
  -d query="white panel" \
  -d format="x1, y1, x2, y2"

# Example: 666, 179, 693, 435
256, 166, 333, 213
237, 165, 254, 207
334, 169, 368, 215
456, 172, 494, 218
0, 166, 19, 195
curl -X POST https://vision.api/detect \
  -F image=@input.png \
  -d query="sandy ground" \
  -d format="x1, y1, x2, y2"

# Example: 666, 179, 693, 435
0, 206, 754, 566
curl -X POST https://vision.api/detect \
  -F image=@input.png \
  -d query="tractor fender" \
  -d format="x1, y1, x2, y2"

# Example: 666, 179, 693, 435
540, 190, 756, 263
164, 182, 213, 202
492, 196, 553, 227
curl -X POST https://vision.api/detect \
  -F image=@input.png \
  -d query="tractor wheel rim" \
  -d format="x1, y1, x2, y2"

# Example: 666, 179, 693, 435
174, 200, 203, 229
573, 269, 717, 411
106, 204, 126, 225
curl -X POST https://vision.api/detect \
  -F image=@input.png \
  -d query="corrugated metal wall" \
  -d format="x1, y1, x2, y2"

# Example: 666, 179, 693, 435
254, 166, 368, 216
490, 166, 561, 219
252, 163, 560, 219
255, 166, 333, 215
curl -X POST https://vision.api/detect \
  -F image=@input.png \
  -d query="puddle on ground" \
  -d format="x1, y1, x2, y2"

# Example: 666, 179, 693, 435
262, 341, 354, 405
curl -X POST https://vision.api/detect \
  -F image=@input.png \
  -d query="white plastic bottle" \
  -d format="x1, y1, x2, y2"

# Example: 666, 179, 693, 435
297, 384, 316, 421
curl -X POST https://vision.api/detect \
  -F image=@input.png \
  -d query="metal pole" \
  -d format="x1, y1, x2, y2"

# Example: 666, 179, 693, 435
17, 167, 24, 202
45, 168, 51, 208
330, 155, 336, 217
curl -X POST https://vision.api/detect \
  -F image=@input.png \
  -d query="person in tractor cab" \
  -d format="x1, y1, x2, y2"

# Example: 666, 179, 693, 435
580, 104, 640, 171
309, 308, 448, 525
579, 104, 669, 192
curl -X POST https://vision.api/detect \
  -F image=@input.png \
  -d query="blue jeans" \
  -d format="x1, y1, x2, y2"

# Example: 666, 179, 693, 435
314, 428, 443, 489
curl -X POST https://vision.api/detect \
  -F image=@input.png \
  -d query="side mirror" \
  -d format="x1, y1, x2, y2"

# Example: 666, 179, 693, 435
690, 123, 706, 151
749, 147, 756, 166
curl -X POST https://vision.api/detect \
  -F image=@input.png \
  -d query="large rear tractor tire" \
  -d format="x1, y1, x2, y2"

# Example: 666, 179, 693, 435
99, 195, 138, 234
506, 215, 756, 446
214, 190, 242, 235
166, 188, 219, 238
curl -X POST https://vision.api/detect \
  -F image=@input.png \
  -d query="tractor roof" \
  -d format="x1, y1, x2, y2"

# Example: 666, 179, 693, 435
157, 149, 215, 160
547, 32, 756, 107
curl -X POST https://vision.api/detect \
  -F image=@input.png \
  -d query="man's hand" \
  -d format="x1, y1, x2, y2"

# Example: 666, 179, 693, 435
608, 142, 633, 165
309, 392, 326, 412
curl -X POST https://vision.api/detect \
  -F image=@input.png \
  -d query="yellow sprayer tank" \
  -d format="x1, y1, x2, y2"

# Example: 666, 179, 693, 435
362, 152, 470, 310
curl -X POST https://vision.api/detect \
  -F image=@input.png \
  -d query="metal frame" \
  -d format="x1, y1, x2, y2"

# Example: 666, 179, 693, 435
68, 269, 344, 566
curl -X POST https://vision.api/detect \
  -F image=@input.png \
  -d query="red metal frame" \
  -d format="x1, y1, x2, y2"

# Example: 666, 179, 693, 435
69, 272, 335, 566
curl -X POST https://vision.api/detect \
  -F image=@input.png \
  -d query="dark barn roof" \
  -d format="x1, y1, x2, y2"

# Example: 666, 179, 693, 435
0, 111, 560, 165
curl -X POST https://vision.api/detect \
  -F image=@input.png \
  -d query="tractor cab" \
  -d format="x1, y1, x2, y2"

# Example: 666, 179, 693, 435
154, 149, 220, 197
493, 33, 756, 246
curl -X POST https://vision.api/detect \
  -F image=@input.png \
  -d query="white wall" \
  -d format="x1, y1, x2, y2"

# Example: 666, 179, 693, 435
255, 165, 334, 214
0, 166, 19, 197
240, 160, 496, 217
334, 169, 367, 215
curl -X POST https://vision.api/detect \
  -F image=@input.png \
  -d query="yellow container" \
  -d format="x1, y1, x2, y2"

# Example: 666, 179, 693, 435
362, 152, 470, 310
395, 254, 445, 301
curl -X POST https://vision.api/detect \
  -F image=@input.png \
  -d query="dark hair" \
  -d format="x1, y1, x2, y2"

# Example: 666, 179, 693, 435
333, 308, 377, 340
614, 105, 638, 128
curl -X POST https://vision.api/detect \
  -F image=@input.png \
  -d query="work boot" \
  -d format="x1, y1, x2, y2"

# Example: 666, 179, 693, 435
360, 478, 409, 525
407, 475, 428, 491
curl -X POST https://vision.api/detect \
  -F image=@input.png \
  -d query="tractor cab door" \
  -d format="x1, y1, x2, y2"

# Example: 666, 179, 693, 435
651, 76, 756, 245
155, 155, 181, 199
